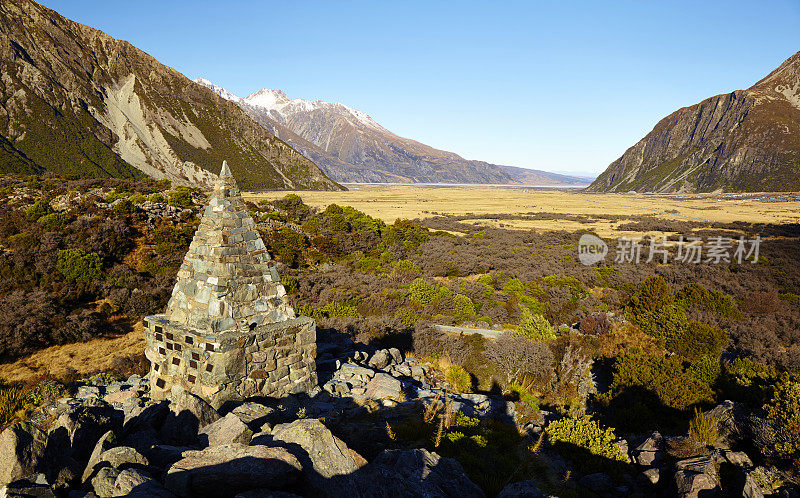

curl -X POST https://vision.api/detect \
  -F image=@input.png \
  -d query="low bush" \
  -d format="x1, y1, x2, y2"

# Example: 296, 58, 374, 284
56, 248, 103, 282
516, 308, 556, 342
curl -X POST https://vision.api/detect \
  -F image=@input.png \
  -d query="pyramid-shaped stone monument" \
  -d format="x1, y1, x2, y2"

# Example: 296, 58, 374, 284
144, 162, 317, 408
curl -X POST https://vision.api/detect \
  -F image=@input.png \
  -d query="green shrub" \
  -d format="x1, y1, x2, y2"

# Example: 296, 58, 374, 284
719, 358, 778, 406
446, 364, 472, 393
545, 414, 629, 463
320, 301, 359, 318
389, 259, 422, 276
476, 275, 494, 288
410, 278, 438, 306
452, 294, 476, 317
36, 212, 69, 230
762, 377, 800, 462
104, 190, 129, 203
688, 407, 718, 448
112, 198, 135, 215
153, 224, 196, 257
542, 275, 587, 302
598, 353, 714, 411
502, 278, 525, 294
667, 320, 728, 360
168, 187, 193, 208
385, 219, 430, 250
676, 283, 742, 319
154, 179, 172, 191
396, 307, 421, 329
149, 192, 165, 203
355, 257, 381, 272
56, 248, 103, 282
261, 211, 286, 222
516, 308, 557, 342
688, 355, 722, 386
25, 200, 53, 221
128, 193, 146, 204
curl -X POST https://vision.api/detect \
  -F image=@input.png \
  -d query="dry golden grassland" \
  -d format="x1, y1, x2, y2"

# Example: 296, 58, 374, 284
0, 323, 145, 385
246, 186, 800, 238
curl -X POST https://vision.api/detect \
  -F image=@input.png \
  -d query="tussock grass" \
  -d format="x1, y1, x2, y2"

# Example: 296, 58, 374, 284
0, 322, 146, 385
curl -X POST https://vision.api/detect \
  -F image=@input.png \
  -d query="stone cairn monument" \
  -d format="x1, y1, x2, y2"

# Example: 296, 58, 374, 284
144, 161, 317, 408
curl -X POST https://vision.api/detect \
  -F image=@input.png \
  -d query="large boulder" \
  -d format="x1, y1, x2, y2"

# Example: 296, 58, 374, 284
632, 431, 664, 467
159, 392, 221, 445
270, 419, 364, 478
674, 456, 720, 498
704, 401, 750, 449
82, 430, 119, 483
165, 444, 301, 497
356, 448, 485, 498
368, 350, 391, 370
364, 374, 403, 400
198, 413, 253, 447
0, 422, 48, 485
48, 399, 123, 463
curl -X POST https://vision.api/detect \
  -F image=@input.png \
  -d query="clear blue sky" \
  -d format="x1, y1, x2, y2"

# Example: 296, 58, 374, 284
39, 0, 800, 176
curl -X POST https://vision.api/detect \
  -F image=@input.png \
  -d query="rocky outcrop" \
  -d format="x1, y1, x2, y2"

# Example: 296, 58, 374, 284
0, 0, 341, 191
588, 51, 800, 193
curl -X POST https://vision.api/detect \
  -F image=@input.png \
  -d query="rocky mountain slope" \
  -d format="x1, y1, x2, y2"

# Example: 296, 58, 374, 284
196, 79, 589, 186
0, 0, 341, 190
588, 51, 800, 193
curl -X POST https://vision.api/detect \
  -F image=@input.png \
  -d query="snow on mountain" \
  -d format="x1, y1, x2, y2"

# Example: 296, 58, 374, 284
243, 88, 383, 130
193, 78, 242, 103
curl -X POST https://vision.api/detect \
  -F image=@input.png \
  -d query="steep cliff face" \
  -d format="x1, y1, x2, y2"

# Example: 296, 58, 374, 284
0, 0, 341, 190
588, 51, 800, 193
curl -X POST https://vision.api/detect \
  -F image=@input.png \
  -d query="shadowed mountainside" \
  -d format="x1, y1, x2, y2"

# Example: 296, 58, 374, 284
588, 51, 800, 193
0, 0, 341, 190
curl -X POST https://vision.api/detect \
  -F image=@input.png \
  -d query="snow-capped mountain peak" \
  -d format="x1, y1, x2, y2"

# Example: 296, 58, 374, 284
193, 78, 242, 103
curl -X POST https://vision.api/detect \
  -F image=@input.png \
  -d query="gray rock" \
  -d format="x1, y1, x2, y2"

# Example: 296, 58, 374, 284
704, 400, 749, 449
113, 468, 174, 497
368, 350, 391, 370
743, 471, 765, 498
639, 467, 661, 486
76, 386, 102, 399
388, 348, 403, 365
165, 444, 301, 498
199, 413, 253, 447
159, 392, 220, 445
0, 422, 47, 485
496, 480, 546, 497
270, 419, 364, 479
0, 479, 56, 497
48, 399, 122, 463
358, 449, 484, 498
92, 467, 121, 498
579, 473, 613, 493
722, 450, 754, 468
97, 446, 149, 470
229, 402, 275, 429
674, 470, 719, 498
364, 373, 403, 400
82, 430, 119, 483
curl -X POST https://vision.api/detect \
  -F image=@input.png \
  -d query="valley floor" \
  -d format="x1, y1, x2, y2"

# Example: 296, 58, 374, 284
246, 186, 800, 238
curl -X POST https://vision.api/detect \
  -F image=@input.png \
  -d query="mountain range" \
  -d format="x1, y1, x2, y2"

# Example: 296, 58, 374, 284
195, 79, 590, 186
0, 0, 340, 190
588, 51, 800, 193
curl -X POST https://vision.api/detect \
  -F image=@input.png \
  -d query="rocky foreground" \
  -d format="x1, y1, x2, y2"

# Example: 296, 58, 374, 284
0, 331, 776, 498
